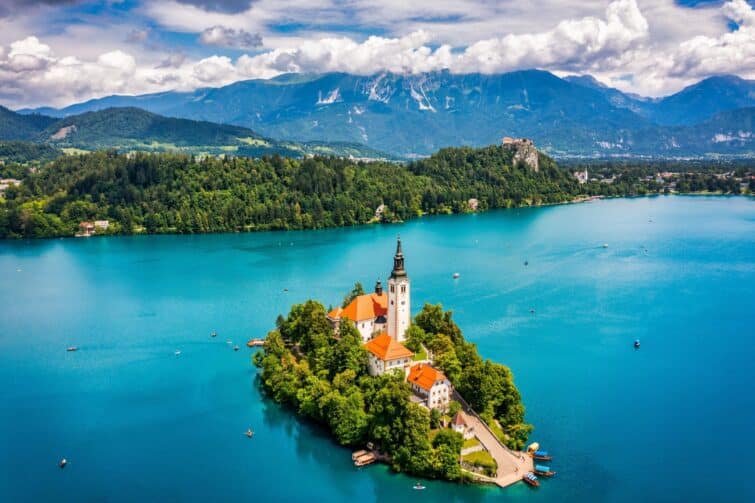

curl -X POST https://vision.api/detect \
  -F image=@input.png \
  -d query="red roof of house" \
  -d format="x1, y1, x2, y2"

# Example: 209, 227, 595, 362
451, 410, 469, 427
328, 292, 387, 322
364, 334, 413, 361
407, 363, 447, 392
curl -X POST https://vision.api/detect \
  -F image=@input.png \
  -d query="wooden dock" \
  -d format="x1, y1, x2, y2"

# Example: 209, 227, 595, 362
353, 452, 377, 466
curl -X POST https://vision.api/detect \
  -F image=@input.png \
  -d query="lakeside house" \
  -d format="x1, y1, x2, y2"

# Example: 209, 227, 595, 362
77, 221, 95, 237
76, 219, 109, 237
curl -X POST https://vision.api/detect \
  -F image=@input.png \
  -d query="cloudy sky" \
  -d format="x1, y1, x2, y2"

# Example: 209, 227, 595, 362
0, 0, 753, 108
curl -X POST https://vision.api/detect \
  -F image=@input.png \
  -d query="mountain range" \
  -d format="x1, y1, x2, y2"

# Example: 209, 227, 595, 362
0, 106, 390, 159
12, 70, 755, 158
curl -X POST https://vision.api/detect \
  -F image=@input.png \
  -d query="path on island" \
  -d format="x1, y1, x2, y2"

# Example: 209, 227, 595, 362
453, 391, 533, 488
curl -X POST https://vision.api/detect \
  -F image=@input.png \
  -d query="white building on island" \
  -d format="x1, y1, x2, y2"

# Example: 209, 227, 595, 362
407, 363, 452, 410
451, 410, 475, 439
365, 333, 414, 376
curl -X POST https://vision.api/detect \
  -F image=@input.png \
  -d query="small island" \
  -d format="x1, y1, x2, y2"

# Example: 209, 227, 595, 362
254, 237, 536, 487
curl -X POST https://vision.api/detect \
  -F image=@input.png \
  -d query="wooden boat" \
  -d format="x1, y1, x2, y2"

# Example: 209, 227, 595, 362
522, 472, 539, 487
247, 339, 265, 347
534, 464, 556, 477
66, 347, 78, 352
532, 450, 552, 461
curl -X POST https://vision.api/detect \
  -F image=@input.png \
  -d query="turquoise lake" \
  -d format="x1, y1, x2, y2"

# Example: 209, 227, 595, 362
1, 195, 754, 502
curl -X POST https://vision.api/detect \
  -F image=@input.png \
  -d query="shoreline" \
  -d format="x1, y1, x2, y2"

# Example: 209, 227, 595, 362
1, 192, 751, 242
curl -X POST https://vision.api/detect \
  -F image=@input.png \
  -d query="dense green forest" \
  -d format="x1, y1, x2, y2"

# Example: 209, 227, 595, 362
0, 145, 751, 239
254, 300, 530, 481
0, 141, 61, 169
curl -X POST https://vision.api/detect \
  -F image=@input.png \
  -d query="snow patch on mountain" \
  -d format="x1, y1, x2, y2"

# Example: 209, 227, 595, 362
356, 125, 368, 142
410, 84, 435, 112
367, 74, 391, 103
316, 88, 340, 105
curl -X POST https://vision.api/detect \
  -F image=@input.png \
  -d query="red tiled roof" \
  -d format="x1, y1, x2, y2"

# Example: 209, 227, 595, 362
407, 363, 446, 392
364, 334, 413, 361
328, 292, 387, 322
452, 411, 469, 426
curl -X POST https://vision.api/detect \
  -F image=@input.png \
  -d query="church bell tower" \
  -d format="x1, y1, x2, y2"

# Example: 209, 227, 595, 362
387, 236, 410, 342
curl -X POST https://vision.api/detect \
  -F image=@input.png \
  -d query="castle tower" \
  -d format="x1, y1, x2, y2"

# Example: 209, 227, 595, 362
387, 236, 410, 342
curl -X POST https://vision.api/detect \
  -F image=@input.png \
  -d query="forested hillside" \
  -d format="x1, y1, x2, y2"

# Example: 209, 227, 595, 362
1, 145, 581, 238
1, 145, 749, 239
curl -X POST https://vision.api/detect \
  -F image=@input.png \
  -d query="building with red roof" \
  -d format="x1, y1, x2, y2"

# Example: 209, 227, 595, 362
327, 281, 387, 342
364, 334, 414, 376
407, 363, 452, 410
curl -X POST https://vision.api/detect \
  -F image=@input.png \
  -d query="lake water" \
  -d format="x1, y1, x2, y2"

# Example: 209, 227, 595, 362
1, 196, 753, 502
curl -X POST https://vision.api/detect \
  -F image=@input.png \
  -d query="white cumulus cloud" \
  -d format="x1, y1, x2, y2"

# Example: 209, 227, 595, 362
0, 0, 753, 108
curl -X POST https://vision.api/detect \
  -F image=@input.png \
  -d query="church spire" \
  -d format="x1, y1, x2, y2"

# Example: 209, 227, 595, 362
390, 235, 406, 278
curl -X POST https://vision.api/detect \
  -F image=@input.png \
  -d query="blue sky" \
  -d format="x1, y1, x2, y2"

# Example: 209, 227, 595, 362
0, 0, 753, 107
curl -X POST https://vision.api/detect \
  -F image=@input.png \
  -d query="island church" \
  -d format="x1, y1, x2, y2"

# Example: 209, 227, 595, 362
327, 238, 451, 411
327, 236, 411, 344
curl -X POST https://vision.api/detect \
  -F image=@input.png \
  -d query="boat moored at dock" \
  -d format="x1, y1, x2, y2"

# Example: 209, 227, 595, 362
532, 450, 552, 461
522, 472, 539, 487
534, 464, 556, 476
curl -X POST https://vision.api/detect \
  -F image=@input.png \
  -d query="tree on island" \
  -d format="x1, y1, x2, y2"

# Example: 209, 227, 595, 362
341, 282, 365, 308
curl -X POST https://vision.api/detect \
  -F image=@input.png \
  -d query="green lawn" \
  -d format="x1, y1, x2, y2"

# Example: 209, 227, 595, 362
413, 347, 428, 361
462, 449, 497, 476
462, 437, 480, 449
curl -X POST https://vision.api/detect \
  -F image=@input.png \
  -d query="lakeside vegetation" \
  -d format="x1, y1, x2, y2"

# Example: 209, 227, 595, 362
253, 300, 531, 482
0, 145, 752, 239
